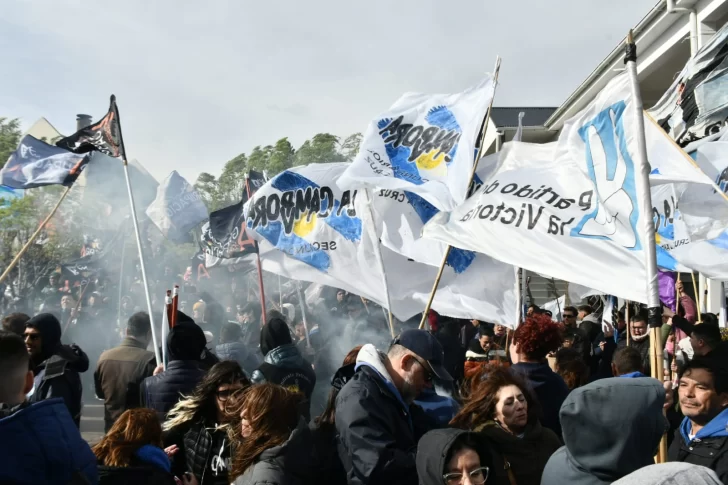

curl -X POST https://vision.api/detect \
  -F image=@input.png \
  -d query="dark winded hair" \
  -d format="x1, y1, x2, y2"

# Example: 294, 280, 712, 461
93, 408, 163, 467
680, 357, 728, 395
577, 305, 593, 316
230, 384, 304, 480
450, 366, 538, 429
164, 360, 250, 430
555, 348, 588, 390
2, 313, 30, 336
514, 314, 563, 361
612, 347, 643, 375
127, 312, 151, 338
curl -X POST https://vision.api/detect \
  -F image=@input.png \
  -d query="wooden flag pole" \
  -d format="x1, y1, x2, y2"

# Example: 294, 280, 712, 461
243, 175, 268, 322
691, 272, 702, 322
0, 185, 72, 285
419, 56, 502, 329
626, 301, 631, 347
113, 95, 161, 368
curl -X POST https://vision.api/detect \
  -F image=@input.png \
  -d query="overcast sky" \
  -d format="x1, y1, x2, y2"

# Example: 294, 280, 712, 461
1, 0, 656, 184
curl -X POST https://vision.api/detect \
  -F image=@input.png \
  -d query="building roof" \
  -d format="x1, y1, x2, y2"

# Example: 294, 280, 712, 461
490, 107, 558, 128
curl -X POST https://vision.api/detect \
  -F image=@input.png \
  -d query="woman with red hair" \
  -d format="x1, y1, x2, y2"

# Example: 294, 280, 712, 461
509, 314, 568, 438
93, 408, 187, 485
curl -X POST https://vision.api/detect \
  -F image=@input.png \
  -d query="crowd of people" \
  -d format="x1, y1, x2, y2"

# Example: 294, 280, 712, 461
1, 267, 728, 485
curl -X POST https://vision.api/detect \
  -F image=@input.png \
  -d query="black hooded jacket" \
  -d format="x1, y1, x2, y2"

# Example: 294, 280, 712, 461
416, 429, 492, 485
26, 313, 89, 427
141, 321, 207, 422
541, 377, 666, 485
251, 319, 316, 419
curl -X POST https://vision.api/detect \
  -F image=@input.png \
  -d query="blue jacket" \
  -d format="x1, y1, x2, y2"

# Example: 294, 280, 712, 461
415, 387, 460, 427
141, 360, 205, 423
0, 399, 98, 484
680, 407, 728, 443
215, 341, 260, 376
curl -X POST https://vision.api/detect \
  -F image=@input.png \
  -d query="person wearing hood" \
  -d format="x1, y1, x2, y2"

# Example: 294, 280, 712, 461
541, 377, 667, 485
616, 312, 652, 376
0, 330, 98, 485
416, 429, 493, 485
669, 357, 728, 482
451, 367, 561, 485
509, 314, 568, 437
577, 305, 601, 343
251, 314, 316, 420
335, 329, 451, 485
24, 313, 89, 427
230, 383, 317, 485
141, 319, 207, 423
611, 462, 722, 485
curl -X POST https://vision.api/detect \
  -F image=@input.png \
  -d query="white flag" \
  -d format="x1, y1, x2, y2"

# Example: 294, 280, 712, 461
338, 77, 495, 212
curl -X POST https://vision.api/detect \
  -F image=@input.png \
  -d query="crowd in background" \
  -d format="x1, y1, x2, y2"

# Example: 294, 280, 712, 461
1, 264, 728, 485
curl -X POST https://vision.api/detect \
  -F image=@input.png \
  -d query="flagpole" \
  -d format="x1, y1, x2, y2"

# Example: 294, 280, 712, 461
364, 189, 396, 338
278, 275, 283, 310
244, 174, 268, 321
296, 283, 311, 348
419, 56, 502, 329
113, 96, 161, 368
626, 30, 666, 463
0, 185, 72, 285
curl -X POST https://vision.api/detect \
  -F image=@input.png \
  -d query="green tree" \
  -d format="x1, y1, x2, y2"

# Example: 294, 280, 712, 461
339, 133, 362, 162
247, 145, 273, 173
217, 153, 248, 206
194, 172, 219, 210
0, 117, 21, 169
267, 137, 295, 176
294, 133, 345, 166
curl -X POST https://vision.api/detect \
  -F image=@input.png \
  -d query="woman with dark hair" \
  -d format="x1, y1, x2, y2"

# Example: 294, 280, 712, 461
164, 361, 250, 485
417, 429, 493, 485
450, 367, 561, 485
230, 384, 316, 485
93, 408, 181, 485
509, 313, 568, 437
310, 345, 361, 485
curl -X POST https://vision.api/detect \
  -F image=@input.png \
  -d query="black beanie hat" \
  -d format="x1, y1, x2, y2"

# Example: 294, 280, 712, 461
167, 321, 206, 361
26, 313, 62, 357
260, 317, 293, 357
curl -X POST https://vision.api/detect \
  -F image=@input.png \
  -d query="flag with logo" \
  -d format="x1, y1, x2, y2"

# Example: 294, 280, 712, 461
423, 73, 720, 303
56, 96, 121, 157
146, 171, 208, 243
338, 77, 495, 212
203, 170, 266, 259
0, 135, 89, 189
248, 163, 517, 325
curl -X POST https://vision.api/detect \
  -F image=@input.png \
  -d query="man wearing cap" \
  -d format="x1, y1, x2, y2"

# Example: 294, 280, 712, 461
335, 329, 451, 485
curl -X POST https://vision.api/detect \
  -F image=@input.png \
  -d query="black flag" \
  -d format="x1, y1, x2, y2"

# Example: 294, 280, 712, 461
56, 96, 121, 158
203, 170, 266, 259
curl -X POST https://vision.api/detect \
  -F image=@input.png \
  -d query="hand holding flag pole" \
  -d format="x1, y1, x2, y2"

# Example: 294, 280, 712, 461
419, 56, 502, 329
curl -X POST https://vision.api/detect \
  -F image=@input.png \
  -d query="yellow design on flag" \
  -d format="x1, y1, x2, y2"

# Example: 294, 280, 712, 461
293, 213, 318, 238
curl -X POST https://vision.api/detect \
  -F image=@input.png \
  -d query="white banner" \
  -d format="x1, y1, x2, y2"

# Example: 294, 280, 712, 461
338, 77, 495, 212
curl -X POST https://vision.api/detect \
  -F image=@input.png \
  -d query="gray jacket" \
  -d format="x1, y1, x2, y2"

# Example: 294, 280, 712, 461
541, 377, 666, 485
233, 418, 316, 485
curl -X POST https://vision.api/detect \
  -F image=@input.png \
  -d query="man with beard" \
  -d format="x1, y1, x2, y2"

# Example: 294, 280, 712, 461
616, 312, 652, 376
24, 313, 89, 427
335, 329, 451, 485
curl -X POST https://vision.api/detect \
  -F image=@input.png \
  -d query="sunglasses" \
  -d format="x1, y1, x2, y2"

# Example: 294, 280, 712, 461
410, 354, 434, 383
216, 388, 242, 401
443, 466, 489, 485
563, 314, 576, 319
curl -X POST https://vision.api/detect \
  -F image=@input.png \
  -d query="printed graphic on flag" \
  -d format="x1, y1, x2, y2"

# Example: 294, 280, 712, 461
247, 168, 361, 273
